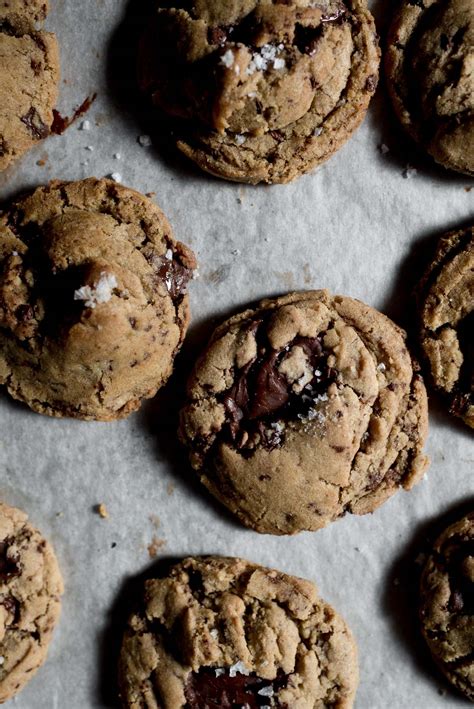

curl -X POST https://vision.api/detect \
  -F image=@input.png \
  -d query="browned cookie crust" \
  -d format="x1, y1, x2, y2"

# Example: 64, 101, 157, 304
179, 291, 429, 535
0, 0, 59, 170
139, 0, 380, 184
0, 178, 197, 421
119, 556, 359, 708
386, 0, 474, 176
418, 226, 473, 428
0, 502, 63, 703
420, 513, 474, 701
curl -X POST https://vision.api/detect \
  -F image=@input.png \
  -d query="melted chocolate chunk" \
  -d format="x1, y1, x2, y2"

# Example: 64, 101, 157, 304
20, 107, 49, 139
249, 351, 289, 419
185, 667, 287, 709
0, 541, 21, 581
157, 254, 193, 300
218, 320, 335, 452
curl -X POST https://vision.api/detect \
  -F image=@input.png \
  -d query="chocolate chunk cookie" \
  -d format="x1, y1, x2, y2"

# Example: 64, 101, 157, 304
418, 226, 473, 428
0, 501, 63, 703
139, 0, 380, 184
0, 178, 197, 420
386, 0, 474, 176
420, 513, 474, 701
179, 291, 429, 535
119, 556, 359, 708
0, 0, 60, 171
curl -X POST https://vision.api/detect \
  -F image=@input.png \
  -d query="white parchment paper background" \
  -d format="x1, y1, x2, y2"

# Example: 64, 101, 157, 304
0, 1, 472, 707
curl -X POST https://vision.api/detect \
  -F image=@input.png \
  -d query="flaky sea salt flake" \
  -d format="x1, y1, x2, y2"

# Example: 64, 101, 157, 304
79, 120, 91, 131
108, 172, 122, 183
138, 134, 152, 147
258, 686, 274, 698
74, 272, 118, 309
228, 660, 250, 677
220, 49, 235, 68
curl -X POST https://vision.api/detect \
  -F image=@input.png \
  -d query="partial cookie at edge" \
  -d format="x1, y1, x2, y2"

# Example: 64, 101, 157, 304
119, 556, 359, 708
0, 501, 63, 703
418, 226, 473, 428
420, 513, 474, 701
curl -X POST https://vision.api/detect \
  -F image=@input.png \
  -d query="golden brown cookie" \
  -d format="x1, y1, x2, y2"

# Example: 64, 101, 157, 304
0, 0, 59, 170
179, 290, 429, 535
0, 501, 63, 703
0, 178, 197, 420
420, 513, 474, 701
386, 0, 474, 176
139, 0, 380, 184
418, 226, 473, 428
119, 556, 359, 708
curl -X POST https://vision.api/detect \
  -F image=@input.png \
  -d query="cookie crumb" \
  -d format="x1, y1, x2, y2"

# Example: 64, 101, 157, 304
166, 482, 175, 496
138, 135, 152, 147
147, 536, 166, 558
56, 512, 64, 518
94, 503, 108, 519
149, 514, 161, 529
465, 186, 472, 192
379, 143, 390, 155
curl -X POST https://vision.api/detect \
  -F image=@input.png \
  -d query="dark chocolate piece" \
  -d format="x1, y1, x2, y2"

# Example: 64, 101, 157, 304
20, 107, 49, 139
185, 667, 286, 709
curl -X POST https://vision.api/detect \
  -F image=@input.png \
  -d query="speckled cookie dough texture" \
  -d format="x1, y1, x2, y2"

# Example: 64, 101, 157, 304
386, 0, 474, 176
0, 178, 197, 420
0, 501, 63, 703
0, 0, 60, 171
420, 513, 474, 701
179, 290, 429, 535
119, 556, 359, 708
138, 0, 380, 184
418, 226, 473, 429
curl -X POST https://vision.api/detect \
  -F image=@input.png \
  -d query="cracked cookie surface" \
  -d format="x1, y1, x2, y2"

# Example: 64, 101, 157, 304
139, 0, 380, 184
386, 0, 474, 176
119, 556, 358, 708
0, 0, 59, 171
0, 501, 63, 703
179, 290, 429, 535
0, 178, 197, 420
418, 226, 473, 429
420, 513, 474, 700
